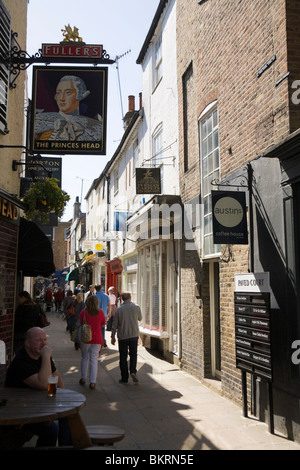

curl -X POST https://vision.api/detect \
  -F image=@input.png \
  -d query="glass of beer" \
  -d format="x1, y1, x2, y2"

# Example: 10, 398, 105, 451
47, 375, 58, 397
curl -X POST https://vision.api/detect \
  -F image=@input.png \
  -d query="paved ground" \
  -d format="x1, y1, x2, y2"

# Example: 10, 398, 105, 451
42, 310, 300, 451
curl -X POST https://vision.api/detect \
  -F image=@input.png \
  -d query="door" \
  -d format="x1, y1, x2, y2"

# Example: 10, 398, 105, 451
170, 264, 179, 355
209, 261, 221, 378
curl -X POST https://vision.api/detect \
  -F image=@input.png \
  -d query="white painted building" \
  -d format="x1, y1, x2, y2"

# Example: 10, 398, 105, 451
84, 0, 181, 360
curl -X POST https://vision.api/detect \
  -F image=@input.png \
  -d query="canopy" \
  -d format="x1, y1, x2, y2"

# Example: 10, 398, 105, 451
65, 268, 79, 283
18, 218, 55, 277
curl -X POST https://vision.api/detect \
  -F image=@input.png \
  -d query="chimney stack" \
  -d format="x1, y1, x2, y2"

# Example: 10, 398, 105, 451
128, 95, 135, 112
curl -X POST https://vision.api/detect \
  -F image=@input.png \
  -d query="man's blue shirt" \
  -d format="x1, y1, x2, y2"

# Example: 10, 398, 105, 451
95, 291, 110, 317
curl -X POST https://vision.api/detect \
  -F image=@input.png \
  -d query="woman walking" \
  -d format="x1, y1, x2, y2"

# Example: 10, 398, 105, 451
78, 295, 105, 389
70, 293, 85, 350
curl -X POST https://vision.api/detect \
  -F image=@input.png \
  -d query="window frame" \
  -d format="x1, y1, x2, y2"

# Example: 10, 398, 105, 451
199, 101, 221, 258
153, 33, 162, 89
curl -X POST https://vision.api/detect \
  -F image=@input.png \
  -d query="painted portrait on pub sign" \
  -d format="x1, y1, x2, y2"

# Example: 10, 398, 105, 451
30, 66, 108, 155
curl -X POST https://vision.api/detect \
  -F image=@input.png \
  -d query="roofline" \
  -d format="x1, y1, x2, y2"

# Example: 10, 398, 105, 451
136, 0, 168, 65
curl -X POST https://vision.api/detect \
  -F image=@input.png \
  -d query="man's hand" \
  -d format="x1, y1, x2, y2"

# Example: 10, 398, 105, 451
40, 345, 53, 358
111, 337, 116, 346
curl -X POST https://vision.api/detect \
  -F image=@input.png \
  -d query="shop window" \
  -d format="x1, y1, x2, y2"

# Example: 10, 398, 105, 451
139, 242, 167, 334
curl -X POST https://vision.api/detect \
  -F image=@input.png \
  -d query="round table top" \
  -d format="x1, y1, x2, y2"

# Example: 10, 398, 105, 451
0, 387, 86, 426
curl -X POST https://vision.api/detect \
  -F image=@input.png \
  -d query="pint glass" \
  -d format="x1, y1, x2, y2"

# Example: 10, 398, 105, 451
47, 375, 58, 396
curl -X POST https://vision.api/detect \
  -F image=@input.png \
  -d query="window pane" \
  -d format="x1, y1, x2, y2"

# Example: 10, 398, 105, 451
144, 248, 151, 328
152, 244, 160, 330
213, 130, 219, 148
213, 109, 218, 126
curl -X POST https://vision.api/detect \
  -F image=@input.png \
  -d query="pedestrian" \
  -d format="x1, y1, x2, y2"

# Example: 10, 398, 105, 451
54, 287, 64, 312
78, 295, 106, 390
44, 285, 53, 311
95, 285, 111, 347
13, 291, 41, 355
70, 292, 85, 350
106, 286, 117, 331
84, 284, 95, 302
62, 289, 75, 332
111, 292, 142, 384
3, 327, 72, 448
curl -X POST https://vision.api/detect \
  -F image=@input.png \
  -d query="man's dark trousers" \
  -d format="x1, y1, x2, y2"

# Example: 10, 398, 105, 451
118, 337, 138, 382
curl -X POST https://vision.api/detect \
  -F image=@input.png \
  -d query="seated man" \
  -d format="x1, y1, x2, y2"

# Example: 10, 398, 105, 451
2, 327, 71, 449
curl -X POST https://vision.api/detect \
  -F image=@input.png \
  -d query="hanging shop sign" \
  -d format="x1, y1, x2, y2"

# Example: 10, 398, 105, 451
30, 66, 108, 155
136, 168, 161, 194
212, 190, 248, 244
25, 157, 62, 184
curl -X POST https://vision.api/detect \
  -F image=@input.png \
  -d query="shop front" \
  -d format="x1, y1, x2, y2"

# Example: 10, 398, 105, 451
106, 257, 123, 297
127, 195, 181, 360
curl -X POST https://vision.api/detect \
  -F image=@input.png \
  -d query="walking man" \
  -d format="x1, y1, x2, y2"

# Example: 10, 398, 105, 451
111, 292, 142, 383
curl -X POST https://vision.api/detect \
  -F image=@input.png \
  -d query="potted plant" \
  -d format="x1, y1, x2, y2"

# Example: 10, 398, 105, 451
23, 178, 70, 224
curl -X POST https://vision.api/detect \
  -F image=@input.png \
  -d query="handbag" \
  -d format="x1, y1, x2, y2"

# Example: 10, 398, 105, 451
36, 304, 50, 328
66, 301, 75, 318
80, 312, 92, 343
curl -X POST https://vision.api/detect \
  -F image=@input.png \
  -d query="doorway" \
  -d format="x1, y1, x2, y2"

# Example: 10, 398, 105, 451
169, 264, 179, 355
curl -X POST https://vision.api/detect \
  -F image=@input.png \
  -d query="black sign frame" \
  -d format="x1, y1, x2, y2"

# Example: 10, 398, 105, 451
136, 168, 161, 194
30, 66, 108, 155
212, 190, 248, 244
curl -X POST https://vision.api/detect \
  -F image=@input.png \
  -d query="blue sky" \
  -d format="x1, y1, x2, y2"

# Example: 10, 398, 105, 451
26, 0, 159, 220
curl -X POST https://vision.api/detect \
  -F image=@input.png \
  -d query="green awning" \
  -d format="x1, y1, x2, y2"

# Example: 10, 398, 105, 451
65, 268, 79, 283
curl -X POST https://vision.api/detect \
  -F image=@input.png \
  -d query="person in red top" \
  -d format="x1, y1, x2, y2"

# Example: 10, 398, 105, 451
78, 295, 105, 390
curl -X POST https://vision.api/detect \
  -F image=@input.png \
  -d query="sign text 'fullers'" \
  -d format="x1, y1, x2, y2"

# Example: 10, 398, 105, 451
42, 44, 103, 58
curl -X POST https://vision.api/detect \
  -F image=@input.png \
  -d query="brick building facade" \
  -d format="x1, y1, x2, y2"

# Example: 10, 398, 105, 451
177, 0, 300, 441
0, 0, 28, 384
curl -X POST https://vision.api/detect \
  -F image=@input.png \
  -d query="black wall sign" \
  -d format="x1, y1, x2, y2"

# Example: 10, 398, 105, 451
25, 156, 62, 184
234, 292, 272, 381
136, 168, 161, 194
212, 190, 248, 244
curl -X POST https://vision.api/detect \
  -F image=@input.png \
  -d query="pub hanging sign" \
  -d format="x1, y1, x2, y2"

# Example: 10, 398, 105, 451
30, 65, 108, 155
212, 190, 248, 245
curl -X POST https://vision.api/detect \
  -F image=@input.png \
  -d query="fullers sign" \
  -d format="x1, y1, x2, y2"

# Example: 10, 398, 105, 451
212, 190, 248, 244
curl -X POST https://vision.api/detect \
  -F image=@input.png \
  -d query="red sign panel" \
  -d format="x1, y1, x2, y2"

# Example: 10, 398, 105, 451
42, 44, 103, 59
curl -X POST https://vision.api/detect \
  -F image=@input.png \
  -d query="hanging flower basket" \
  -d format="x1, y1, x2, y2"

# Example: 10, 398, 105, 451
22, 178, 70, 224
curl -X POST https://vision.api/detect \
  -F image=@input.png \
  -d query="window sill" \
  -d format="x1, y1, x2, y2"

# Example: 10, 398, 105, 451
139, 327, 169, 338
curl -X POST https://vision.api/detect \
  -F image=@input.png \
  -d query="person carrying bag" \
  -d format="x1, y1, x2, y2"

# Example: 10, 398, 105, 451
78, 295, 105, 390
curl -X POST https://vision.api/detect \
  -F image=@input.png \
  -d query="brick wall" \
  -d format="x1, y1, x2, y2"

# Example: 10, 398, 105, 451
0, 220, 18, 385
177, 0, 293, 405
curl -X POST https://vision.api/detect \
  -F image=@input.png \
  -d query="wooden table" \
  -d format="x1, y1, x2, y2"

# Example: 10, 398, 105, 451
0, 388, 92, 449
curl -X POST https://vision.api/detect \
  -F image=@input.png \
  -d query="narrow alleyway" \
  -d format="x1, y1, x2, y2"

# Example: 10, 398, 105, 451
40, 310, 300, 451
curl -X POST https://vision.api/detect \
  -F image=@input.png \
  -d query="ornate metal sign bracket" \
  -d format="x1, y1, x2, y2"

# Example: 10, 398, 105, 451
211, 166, 250, 190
